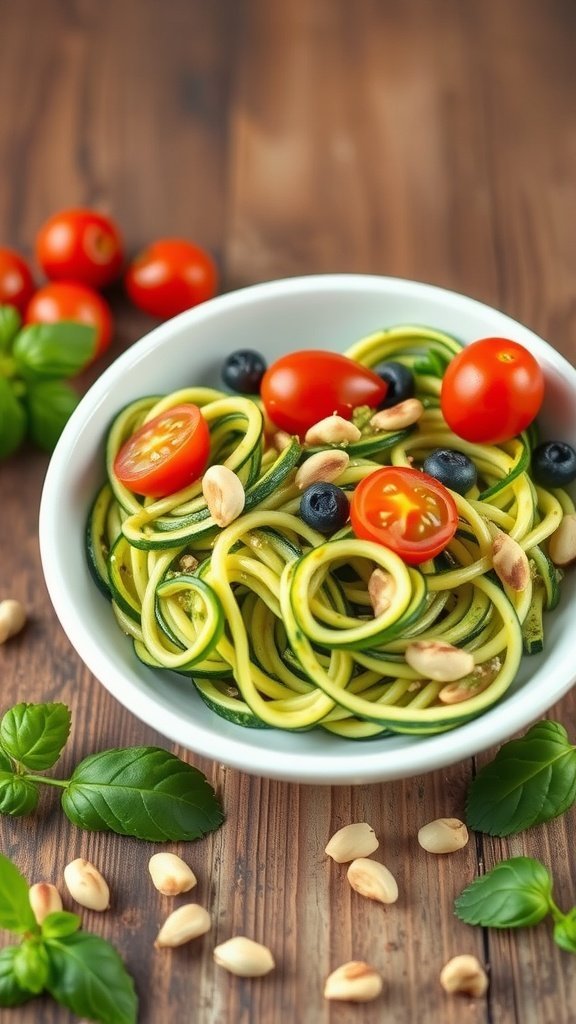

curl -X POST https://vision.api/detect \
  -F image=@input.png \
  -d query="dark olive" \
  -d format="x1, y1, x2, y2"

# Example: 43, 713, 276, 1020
422, 448, 477, 495
299, 482, 349, 534
531, 441, 576, 488
221, 349, 267, 394
375, 361, 415, 408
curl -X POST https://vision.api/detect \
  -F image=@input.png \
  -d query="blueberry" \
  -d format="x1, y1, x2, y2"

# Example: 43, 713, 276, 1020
531, 441, 576, 488
299, 482, 349, 534
422, 448, 477, 495
374, 361, 415, 408
221, 349, 267, 394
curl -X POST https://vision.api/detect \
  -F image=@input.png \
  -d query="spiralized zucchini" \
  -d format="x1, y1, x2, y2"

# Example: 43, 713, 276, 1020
86, 325, 574, 739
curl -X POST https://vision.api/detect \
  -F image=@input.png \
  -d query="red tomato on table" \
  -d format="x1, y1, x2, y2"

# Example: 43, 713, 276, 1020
25, 281, 113, 361
350, 466, 459, 565
113, 404, 211, 498
440, 337, 544, 445
125, 239, 218, 319
0, 247, 35, 313
36, 208, 124, 289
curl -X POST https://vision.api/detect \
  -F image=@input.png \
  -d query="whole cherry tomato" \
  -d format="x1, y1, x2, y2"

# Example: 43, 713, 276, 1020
113, 403, 210, 497
350, 466, 459, 565
441, 337, 545, 445
25, 281, 113, 361
125, 238, 218, 320
0, 248, 35, 313
35, 208, 124, 289
260, 350, 388, 436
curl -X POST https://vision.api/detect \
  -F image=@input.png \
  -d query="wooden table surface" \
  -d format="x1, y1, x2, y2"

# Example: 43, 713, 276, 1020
1, 1, 576, 1022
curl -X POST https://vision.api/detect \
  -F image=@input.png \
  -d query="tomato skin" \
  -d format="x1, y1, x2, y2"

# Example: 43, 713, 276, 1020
350, 466, 459, 565
0, 248, 35, 313
260, 350, 388, 436
113, 403, 210, 498
25, 281, 113, 361
440, 337, 545, 445
36, 208, 124, 289
125, 239, 218, 320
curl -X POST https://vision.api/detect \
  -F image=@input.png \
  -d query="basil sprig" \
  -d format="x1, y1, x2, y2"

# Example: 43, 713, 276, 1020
0, 701, 224, 842
455, 856, 576, 955
467, 720, 576, 836
0, 852, 137, 1022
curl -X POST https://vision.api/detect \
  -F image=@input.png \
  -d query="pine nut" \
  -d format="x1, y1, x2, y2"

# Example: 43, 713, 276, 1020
304, 414, 362, 446
491, 531, 530, 591
272, 430, 293, 452
368, 569, 396, 616
324, 961, 383, 1002
148, 853, 197, 896
418, 818, 469, 854
213, 936, 275, 977
347, 857, 398, 904
325, 822, 379, 863
405, 640, 474, 682
0, 599, 26, 644
295, 450, 350, 490
63, 859, 110, 912
29, 882, 63, 925
548, 513, 576, 567
154, 904, 212, 947
440, 954, 489, 997
370, 398, 423, 432
202, 465, 245, 527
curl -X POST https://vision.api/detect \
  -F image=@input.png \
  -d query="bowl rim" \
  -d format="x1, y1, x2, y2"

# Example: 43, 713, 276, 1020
39, 273, 576, 783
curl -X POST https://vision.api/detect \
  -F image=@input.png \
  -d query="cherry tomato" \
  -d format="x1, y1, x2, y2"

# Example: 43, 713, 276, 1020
441, 337, 545, 445
113, 403, 210, 498
0, 248, 35, 313
260, 350, 388, 436
35, 208, 124, 289
125, 238, 218, 320
350, 466, 459, 565
25, 281, 113, 361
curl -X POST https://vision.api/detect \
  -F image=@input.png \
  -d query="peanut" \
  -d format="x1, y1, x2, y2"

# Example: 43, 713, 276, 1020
304, 414, 362, 446
548, 513, 576, 567
325, 822, 379, 863
368, 568, 396, 616
154, 903, 212, 948
440, 954, 489, 997
148, 853, 197, 896
0, 599, 26, 644
347, 857, 398, 905
63, 859, 110, 912
213, 936, 275, 977
405, 640, 474, 682
418, 818, 469, 854
369, 398, 423, 432
324, 961, 383, 1002
295, 450, 350, 490
492, 531, 530, 591
29, 882, 63, 925
202, 465, 245, 527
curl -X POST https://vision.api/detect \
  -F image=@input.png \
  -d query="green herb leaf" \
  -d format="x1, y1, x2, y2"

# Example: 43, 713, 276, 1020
467, 721, 576, 836
455, 857, 553, 928
25, 379, 79, 451
13, 939, 49, 995
0, 702, 71, 770
41, 911, 82, 940
0, 306, 21, 350
45, 932, 137, 1024
62, 746, 224, 841
0, 947, 33, 1007
13, 322, 96, 379
0, 772, 39, 816
0, 376, 27, 458
553, 908, 576, 954
0, 852, 38, 934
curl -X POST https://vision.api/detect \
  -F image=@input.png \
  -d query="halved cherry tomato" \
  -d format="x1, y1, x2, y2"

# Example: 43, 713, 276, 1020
260, 350, 388, 436
35, 208, 124, 289
440, 337, 544, 445
0, 247, 35, 313
125, 238, 218, 320
350, 466, 459, 565
113, 403, 210, 498
25, 281, 113, 361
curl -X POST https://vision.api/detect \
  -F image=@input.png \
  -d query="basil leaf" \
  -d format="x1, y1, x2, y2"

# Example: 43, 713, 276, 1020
0, 772, 39, 816
13, 322, 96, 379
45, 932, 137, 1024
13, 940, 49, 995
41, 911, 81, 940
0, 702, 71, 770
0, 376, 27, 458
467, 721, 576, 836
62, 746, 224, 841
0, 946, 33, 1007
455, 856, 553, 928
0, 749, 13, 772
0, 305, 21, 350
25, 379, 79, 451
0, 852, 38, 934
554, 908, 576, 954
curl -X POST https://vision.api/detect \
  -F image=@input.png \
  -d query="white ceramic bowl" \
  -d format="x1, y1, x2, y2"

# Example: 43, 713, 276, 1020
39, 275, 576, 784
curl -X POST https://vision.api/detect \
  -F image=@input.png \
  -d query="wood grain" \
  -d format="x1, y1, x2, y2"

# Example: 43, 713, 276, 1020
1, 1, 575, 1021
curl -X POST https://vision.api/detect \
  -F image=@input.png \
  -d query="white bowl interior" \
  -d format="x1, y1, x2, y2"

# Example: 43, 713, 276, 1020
39, 275, 576, 783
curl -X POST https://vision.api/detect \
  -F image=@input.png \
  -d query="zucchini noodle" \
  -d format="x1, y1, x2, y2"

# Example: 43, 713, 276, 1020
86, 325, 572, 739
